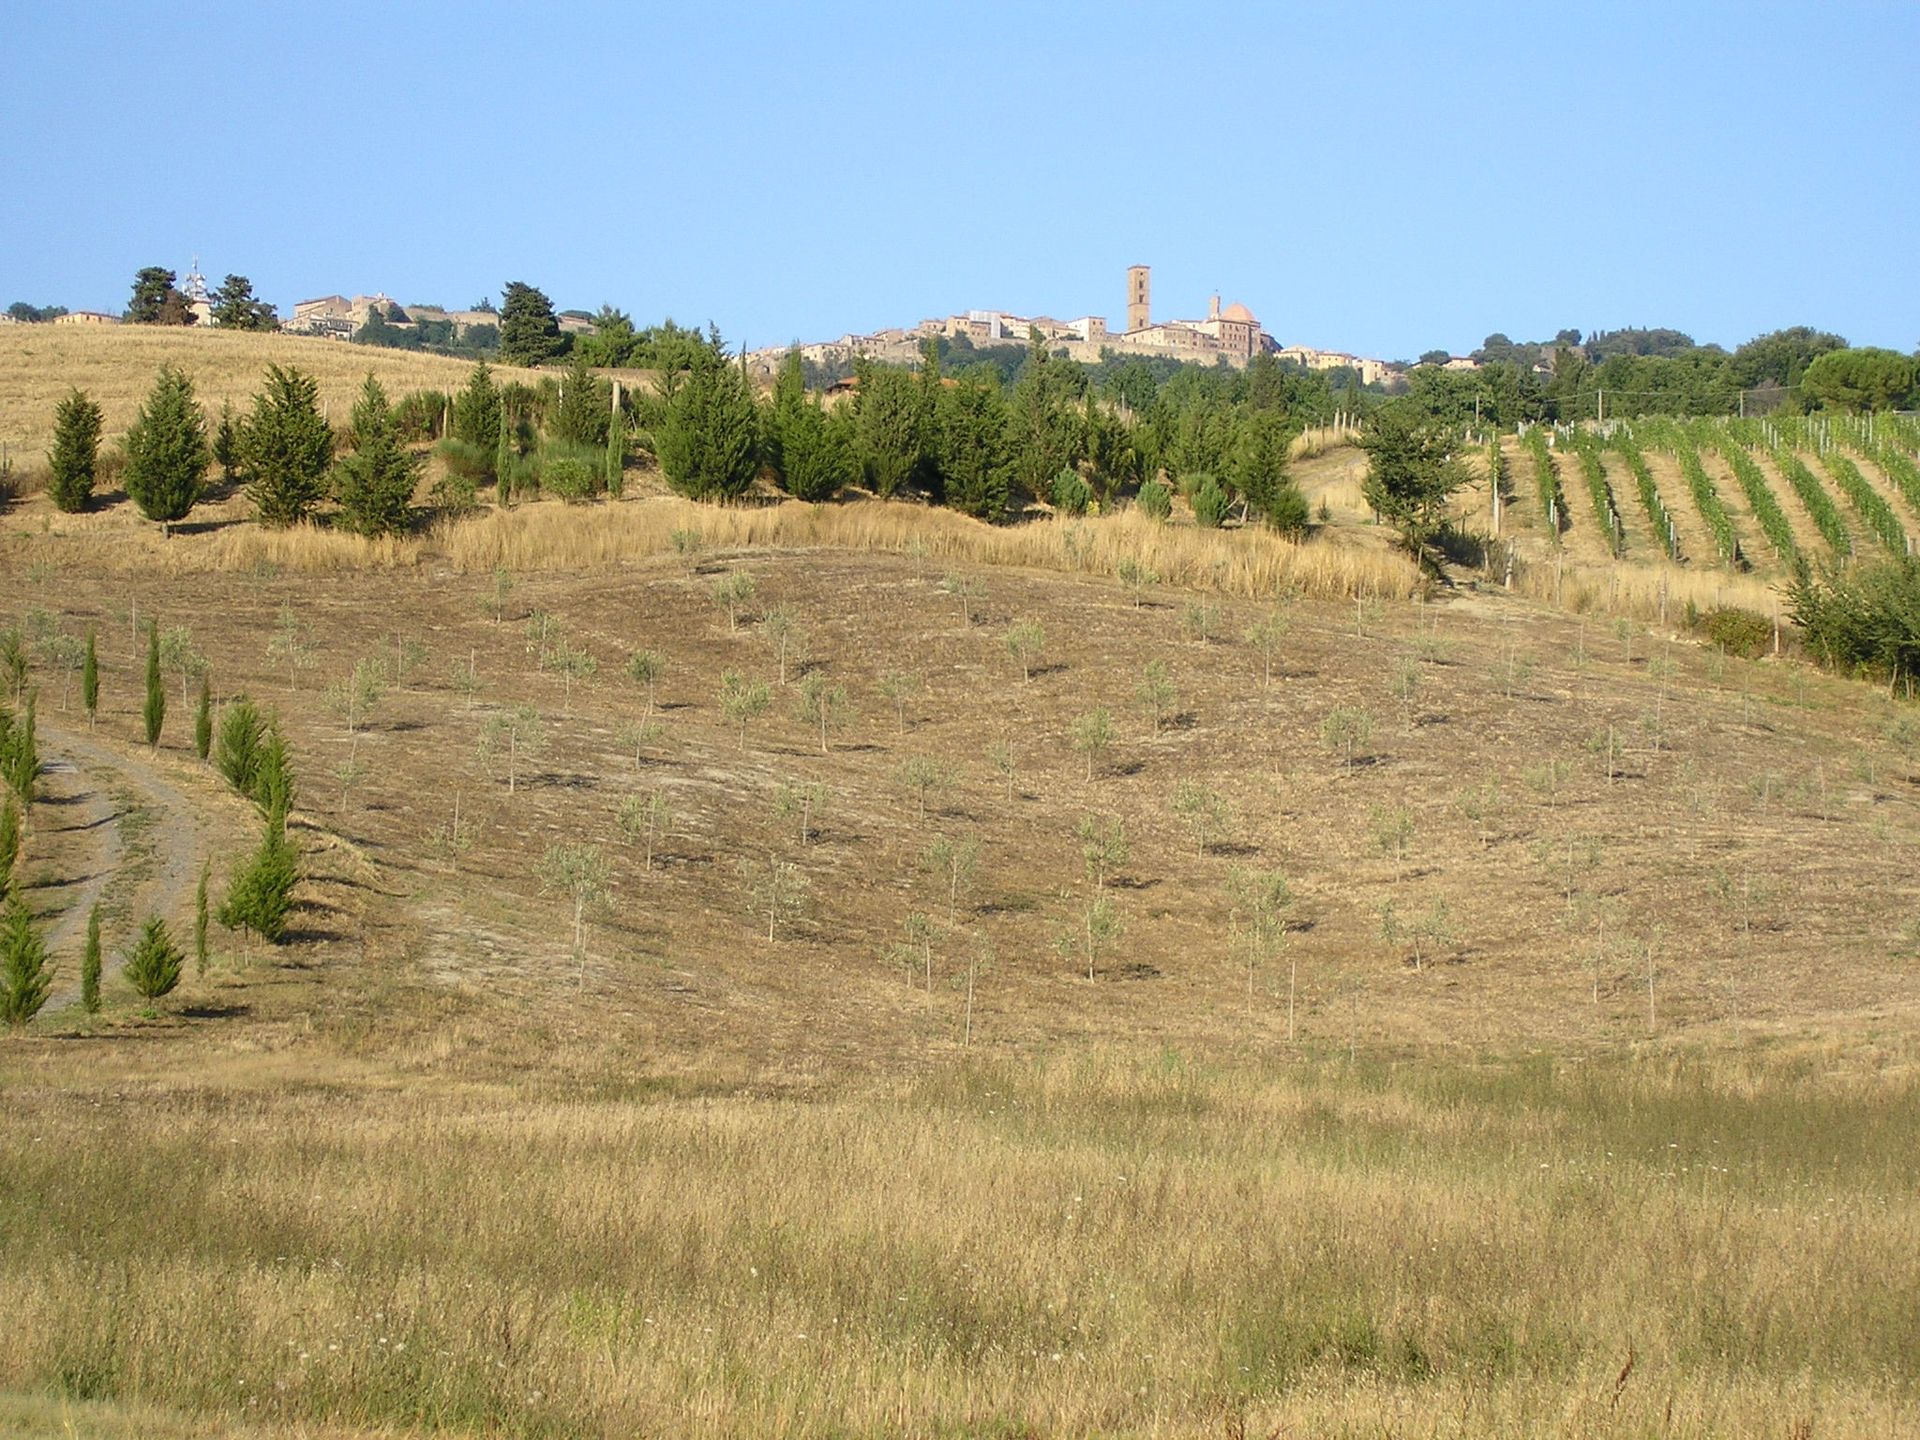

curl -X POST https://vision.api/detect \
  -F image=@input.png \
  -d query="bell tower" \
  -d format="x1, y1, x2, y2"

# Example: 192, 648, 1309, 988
1126, 264, 1150, 333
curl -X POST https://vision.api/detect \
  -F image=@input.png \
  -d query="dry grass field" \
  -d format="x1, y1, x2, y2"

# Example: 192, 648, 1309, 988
2, 332, 1918, 1436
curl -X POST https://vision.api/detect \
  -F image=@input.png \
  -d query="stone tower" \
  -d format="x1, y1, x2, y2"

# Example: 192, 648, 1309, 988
1126, 264, 1150, 333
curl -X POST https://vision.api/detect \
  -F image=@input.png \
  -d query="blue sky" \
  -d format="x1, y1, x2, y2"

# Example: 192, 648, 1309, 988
3, 2, 1915, 359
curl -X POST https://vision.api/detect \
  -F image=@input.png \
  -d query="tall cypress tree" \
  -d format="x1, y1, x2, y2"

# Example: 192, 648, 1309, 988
606, 409, 628, 499
195, 861, 210, 976
551, 353, 610, 446
81, 904, 102, 1014
0, 895, 52, 1025
220, 820, 299, 944
0, 794, 19, 898
81, 630, 98, 730
122, 365, 209, 535
240, 365, 334, 526
143, 618, 165, 747
334, 374, 423, 536
47, 387, 105, 513
4, 695, 36, 805
194, 674, 212, 760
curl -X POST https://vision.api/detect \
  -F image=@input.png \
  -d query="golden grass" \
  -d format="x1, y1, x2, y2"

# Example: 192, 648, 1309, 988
0, 325, 539, 464
437, 497, 1421, 601
1, 1049, 1914, 1437
1514, 553, 1790, 626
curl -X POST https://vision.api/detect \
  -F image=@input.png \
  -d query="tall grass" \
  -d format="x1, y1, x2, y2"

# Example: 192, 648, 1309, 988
438, 498, 1422, 603
1, 1051, 1914, 1437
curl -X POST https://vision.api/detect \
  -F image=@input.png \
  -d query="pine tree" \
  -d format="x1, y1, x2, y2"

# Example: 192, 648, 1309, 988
658, 329, 758, 502
47, 387, 105, 512
334, 375, 423, 536
81, 630, 98, 729
213, 400, 240, 482
143, 618, 165, 746
125, 267, 181, 324
937, 375, 1012, 520
211, 274, 277, 330
194, 674, 212, 760
195, 861, 210, 976
81, 905, 101, 1014
219, 822, 299, 944
124, 914, 184, 1001
452, 361, 503, 455
0, 794, 19, 897
240, 364, 334, 526
766, 350, 853, 502
0, 895, 52, 1025
122, 365, 208, 535
498, 281, 567, 368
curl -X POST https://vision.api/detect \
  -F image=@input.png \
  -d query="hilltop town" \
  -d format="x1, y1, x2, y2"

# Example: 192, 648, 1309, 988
745, 263, 1405, 384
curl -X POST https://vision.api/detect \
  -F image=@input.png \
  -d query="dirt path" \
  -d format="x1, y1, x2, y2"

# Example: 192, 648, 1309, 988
30, 722, 214, 1004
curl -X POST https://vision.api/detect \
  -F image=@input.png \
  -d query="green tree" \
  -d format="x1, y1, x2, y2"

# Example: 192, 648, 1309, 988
124, 914, 184, 999
1801, 348, 1917, 413
81, 905, 101, 1014
211, 274, 277, 330
766, 350, 853, 502
122, 365, 209, 534
334, 374, 423, 536
0, 795, 18, 896
195, 861, 210, 976
219, 822, 300, 944
658, 330, 759, 501
537, 842, 612, 983
551, 352, 611, 446
194, 674, 212, 760
2, 695, 36, 804
936, 374, 1012, 520
451, 360, 503, 457
240, 365, 334, 525
126, 266, 186, 324
0, 895, 52, 1024
143, 619, 164, 746
46, 387, 105, 512
1007, 330, 1086, 501
498, 281, 568, 367
1234, 410, 1308, 534
850, 358, 927, 498
81, 630, 98, 729
1357, 400, 1467, 569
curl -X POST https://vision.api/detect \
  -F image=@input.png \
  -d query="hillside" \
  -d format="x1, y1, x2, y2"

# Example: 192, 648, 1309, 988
0, 324, 542, 465
2, 336, 1919, 1436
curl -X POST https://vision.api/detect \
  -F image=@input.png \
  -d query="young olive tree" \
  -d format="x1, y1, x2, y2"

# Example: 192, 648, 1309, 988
479, 704, 545, 793
740, 854, 810, 943
1002, 619, 1046, 682
877, 670, 921, 733
719, 670, 771, 750
1070, 708, 1113, 780
538, 842, 612, 985
712, 571, 758, 632
795, 672, 851, 753
921, 833, 981, 926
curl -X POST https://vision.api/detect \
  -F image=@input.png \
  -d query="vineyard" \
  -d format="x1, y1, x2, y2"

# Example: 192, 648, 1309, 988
1467, 412, 1920, 620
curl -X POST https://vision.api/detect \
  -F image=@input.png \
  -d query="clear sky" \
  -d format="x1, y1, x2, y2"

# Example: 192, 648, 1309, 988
3, 1, 1915, 360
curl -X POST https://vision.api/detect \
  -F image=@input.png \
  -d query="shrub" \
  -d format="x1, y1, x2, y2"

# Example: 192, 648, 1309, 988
435, 437, 495, 487
1051, 468, 1092, 516
1699, 607, 1773, 659
542, 454, 603, 505
124, 915, 184, 1000
1188, 475, 1231, 528
1136, 480, 1172, 520
391, 389, 450, 443
1789, 558, 1920, 687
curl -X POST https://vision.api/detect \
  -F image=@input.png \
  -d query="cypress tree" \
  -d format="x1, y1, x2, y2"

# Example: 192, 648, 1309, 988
658, 328, 758, 502
4, 694, 36, 804
143, 618, 165, 746
194, 674, 212, 760
240, 364, 334, 526
551, 353, 610, 447
47, 387, 105, 513
81, 904, 101, 1014
195, 861, 209, 977
335, 375, 423, 536
252, 724, 295, 825
81, 630, 98, 730
124, 914, 183, 1001
0, 894, 52, 1025
606, 409, 627, 499
122, 365, 209, 536
220, 822, 299, 944
452, 361, 502, 455
0, 794, 19, 897
214, 697, 268, 795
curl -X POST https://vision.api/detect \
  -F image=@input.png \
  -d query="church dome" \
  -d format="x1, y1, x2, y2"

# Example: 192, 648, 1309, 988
1221, 301, 1256, 324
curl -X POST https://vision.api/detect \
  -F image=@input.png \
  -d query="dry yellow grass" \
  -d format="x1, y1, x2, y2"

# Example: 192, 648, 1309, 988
1, 1049, 1914, 1438
0, 324, 539, 464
